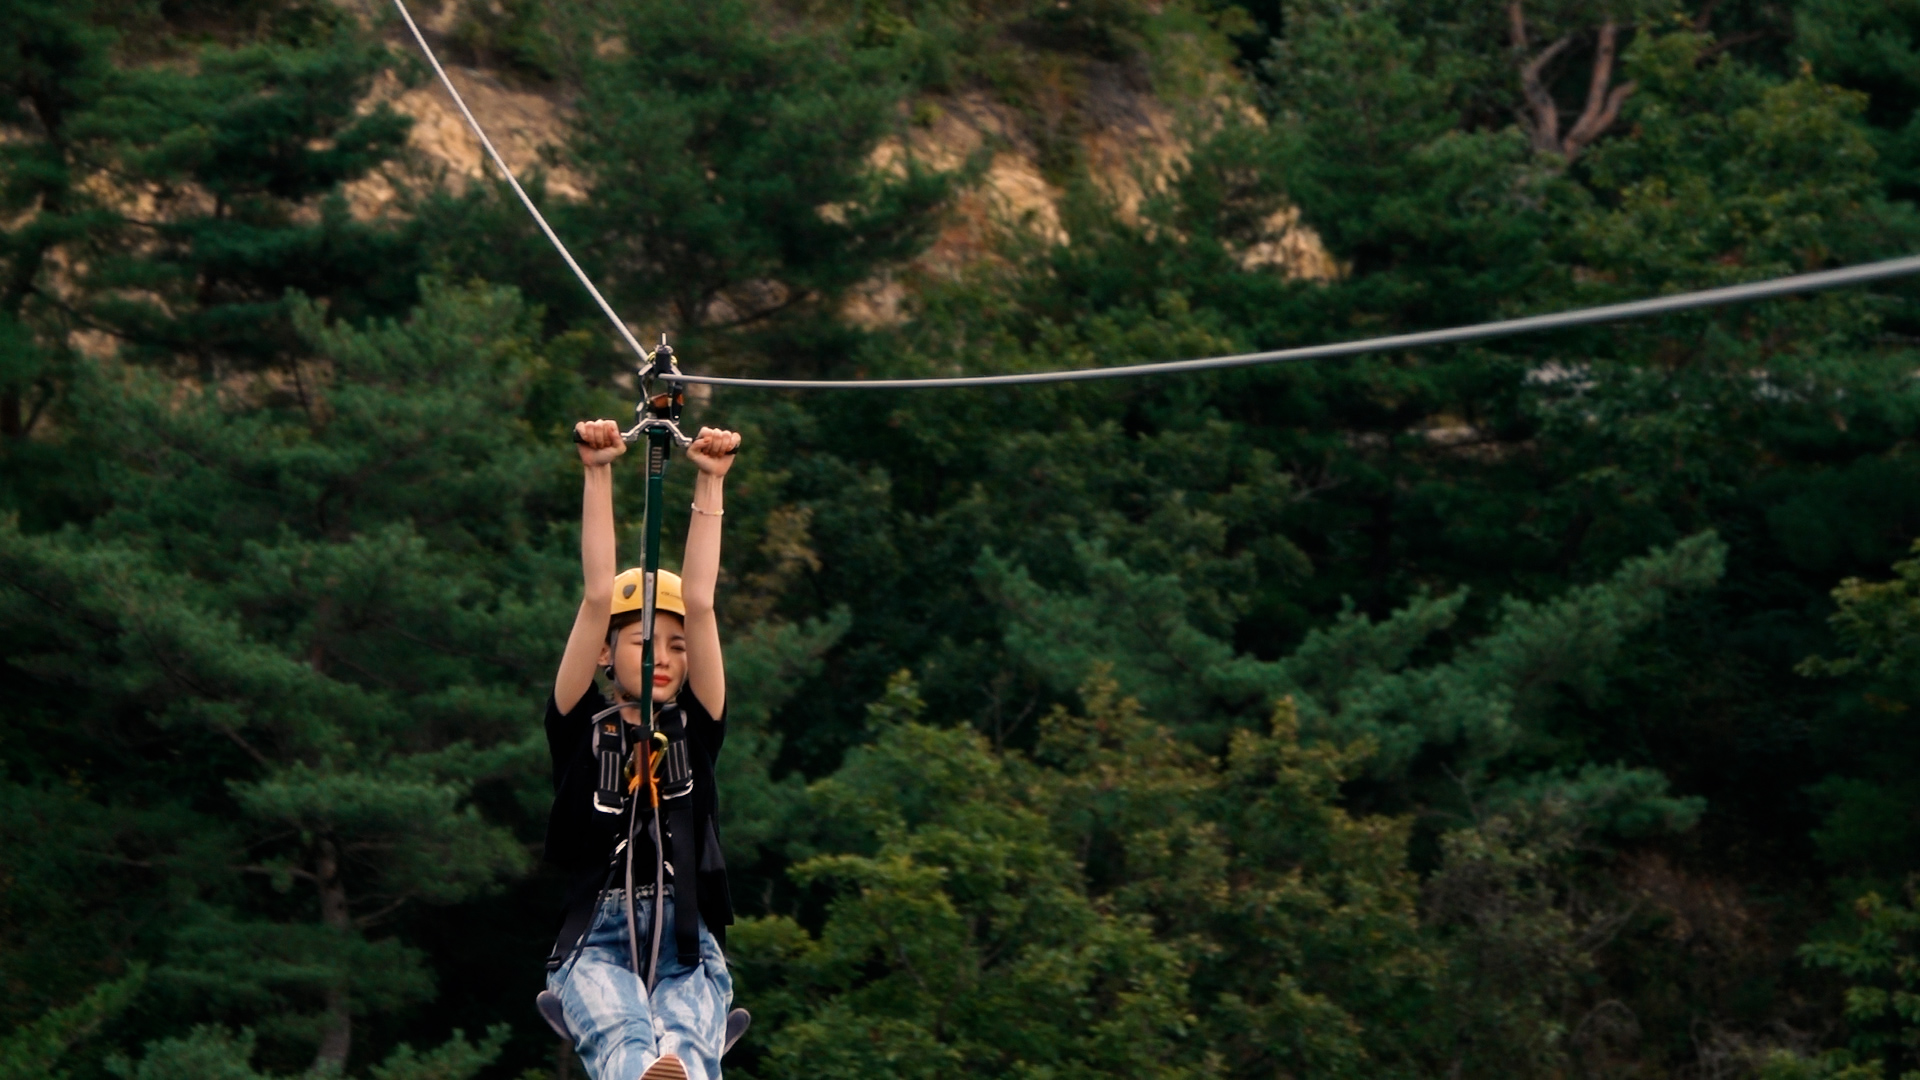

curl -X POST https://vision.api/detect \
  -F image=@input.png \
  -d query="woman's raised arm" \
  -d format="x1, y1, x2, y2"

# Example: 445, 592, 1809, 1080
679, 426, 741, 718
553, 419, 626, 714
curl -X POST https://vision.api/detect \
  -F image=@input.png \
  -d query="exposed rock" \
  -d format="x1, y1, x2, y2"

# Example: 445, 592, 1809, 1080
344, 64, 584, 219
355, 31, 1336, 326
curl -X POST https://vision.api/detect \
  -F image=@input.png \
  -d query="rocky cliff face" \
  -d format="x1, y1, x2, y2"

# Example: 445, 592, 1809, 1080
352, 2, 1331, 326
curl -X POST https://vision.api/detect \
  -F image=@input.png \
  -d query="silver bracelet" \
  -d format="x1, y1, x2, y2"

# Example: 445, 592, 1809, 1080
690, 503, 724, 517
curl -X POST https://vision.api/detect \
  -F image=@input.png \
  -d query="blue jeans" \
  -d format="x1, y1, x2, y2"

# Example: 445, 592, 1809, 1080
548, 889, 733, 1080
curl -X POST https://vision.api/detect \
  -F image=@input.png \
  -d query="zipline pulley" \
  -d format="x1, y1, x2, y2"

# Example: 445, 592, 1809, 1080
632, 337, 695, 449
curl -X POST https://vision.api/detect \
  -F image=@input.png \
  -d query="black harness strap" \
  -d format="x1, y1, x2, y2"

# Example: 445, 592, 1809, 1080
546, 848, 620, 972
654, 702, 702, 966
548, 697, 645, 972
668, 800, 701, 964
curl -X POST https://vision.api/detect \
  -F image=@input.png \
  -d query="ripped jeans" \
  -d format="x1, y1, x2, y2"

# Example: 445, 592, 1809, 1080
548, 889, 733, 1080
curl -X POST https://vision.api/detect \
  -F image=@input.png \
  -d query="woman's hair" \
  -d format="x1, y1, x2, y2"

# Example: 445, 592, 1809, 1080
608, 609, 646, 638
607, 608, 684, 644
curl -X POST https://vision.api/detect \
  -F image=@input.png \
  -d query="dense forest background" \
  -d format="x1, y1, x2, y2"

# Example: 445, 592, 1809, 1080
10, 0, 1920, 1076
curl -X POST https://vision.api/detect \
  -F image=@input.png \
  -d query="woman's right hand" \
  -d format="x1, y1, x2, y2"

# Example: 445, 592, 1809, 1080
575, 419, 627, 466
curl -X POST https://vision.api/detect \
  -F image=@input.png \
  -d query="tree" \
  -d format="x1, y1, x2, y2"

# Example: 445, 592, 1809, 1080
1797, 0, 1920, 203
731, 675, 1430, 1080
1766, 882, 1920, 1080
555, 0, 955, 365
731, 521, 1713, 1077
0, 0, 421, 452
0, 281, 565, 1071
687, 8, 1920, 1070
1797, 541, 1920, 883
0, 971, 142, 1080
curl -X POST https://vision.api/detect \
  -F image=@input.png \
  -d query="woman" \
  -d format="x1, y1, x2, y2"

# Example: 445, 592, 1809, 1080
541, 417, 742, 1080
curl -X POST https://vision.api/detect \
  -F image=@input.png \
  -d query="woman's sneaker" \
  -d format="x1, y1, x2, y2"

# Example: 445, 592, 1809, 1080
724, 1009, 751, 1055
639, 1054, 687, 1080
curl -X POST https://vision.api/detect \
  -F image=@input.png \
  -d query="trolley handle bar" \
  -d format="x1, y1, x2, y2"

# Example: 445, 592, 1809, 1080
571, 420, 737, 452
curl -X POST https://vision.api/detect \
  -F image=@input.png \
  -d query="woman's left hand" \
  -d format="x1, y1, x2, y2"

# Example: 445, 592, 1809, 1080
686, 427, 741, 477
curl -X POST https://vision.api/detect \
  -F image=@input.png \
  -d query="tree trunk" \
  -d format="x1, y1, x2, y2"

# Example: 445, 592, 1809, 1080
312, 838, 353, 1074
1508, 2, 1637, 162
1561, 20, 1637, 161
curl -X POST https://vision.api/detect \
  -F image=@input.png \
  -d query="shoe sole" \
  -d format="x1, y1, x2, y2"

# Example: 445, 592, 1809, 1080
724, 1009, 750, 1056
640, 1055, 688, 1080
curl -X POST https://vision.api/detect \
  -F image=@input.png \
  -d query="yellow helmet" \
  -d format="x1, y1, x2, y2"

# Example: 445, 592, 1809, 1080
611, 567, 686, 620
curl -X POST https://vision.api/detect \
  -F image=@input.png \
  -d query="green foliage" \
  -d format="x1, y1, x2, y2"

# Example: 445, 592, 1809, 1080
1798, 541, 1920, 879
86, 37, 415, 365
1792, 882, 1920, 1079
735, 535, 1713, 1077
363, 1027, 509, 1080
1261, 0, 1554, 325
1798, 0, 1920, 201
95, 1025, 505, 1080
0, 0, 424, 464
0, 971, 144, 1080
1579, 29, 1900, 290
1801, 539, 1920, 688
559, 0, 954, 356
734, 678, 1430, 1079
687, 2, 1920, 1071
105, 1027, 271, 1080
14, 0, 1920, 1075
0, 280, 569, 1069
448, 0, 561, 82
983, 529, 1724, 777
829, 0, 1224, 177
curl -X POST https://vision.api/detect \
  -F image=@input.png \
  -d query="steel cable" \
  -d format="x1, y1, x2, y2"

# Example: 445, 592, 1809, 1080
390, 0, 654, 365
664, 256, 1920, 389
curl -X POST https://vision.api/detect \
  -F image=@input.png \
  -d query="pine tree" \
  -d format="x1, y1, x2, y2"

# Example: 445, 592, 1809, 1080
0, 0, 421, 453
558, 0, 955, 364
0, 281, 568, 1071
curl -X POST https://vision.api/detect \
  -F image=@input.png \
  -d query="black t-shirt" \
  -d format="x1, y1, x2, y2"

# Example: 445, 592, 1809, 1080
543, 685, 732, 938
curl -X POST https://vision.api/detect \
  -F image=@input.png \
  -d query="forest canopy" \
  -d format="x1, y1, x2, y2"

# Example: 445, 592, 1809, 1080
8, 0, 1920, 1077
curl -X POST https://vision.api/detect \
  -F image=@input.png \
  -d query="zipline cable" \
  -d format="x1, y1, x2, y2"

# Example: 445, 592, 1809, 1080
392, 0, 1920, 393
389, 0, 653, 366
662, 255, 1920, 389
395, 0, 698, 994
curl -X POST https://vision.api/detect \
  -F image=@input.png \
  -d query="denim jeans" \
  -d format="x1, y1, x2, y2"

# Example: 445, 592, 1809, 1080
548, 889, 733, 1080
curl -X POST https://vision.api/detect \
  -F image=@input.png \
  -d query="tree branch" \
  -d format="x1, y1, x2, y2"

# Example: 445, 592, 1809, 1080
1518, 32, 1573, 155
353, 896, 410, 928
1562, 20, 1636, 160
213, 721, 273, 769
1565, 80, 1637, 160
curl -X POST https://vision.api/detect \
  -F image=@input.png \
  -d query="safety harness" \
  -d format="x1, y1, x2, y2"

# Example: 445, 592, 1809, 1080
550, 339, 708, 989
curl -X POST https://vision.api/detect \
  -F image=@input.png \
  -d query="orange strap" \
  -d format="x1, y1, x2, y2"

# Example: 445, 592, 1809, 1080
626, 733, 666, 808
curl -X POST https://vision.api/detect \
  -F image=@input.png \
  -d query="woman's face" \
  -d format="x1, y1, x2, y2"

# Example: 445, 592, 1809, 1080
605, 612, 687, 703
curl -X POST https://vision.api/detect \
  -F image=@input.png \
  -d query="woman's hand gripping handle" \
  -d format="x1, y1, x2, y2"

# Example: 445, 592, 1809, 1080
574, 419, 627, 466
